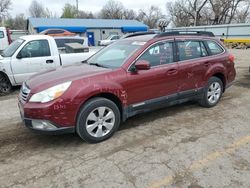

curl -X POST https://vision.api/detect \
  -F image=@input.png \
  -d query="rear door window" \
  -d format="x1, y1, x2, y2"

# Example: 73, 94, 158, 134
206, 41, 224, 55
177, 40, 208, 61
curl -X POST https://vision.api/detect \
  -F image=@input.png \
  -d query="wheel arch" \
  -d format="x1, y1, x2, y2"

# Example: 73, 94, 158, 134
212, 72, 226, 92
75, 91, 124, 124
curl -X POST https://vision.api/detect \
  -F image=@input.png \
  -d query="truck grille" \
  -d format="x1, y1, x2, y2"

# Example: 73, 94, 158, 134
20, 83, 30, 102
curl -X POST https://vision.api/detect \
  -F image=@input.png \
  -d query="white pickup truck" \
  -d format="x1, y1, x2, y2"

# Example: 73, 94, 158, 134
0, 35, 101, 94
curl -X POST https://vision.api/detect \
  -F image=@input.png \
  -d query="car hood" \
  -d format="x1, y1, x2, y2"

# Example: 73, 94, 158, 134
26, 63, 110, 93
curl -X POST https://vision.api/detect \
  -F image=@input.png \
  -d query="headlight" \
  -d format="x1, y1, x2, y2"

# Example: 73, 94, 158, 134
29, 81, 72, 103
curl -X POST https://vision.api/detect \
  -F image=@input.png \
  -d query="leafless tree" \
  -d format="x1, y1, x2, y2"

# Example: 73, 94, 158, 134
77, 10, 95, 19
99, 0, 124, 19
167, 0, 208, 26
167, 0, 249, 26
137, 6, 166, 28
29, 0, 50, 18
123, 9, 137, 20
5, 14, 26, 29
0, 0, 11, 22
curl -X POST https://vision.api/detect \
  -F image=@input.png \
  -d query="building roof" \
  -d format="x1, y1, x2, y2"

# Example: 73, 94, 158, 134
28, 18, 148, 33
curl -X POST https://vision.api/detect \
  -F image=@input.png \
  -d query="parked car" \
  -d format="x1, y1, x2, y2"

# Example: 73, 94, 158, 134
0, 35, 101, 94
39, 29, 76, 37
98, 35, 120, 46
18, 31, 236, 143
0, 27, 12, 52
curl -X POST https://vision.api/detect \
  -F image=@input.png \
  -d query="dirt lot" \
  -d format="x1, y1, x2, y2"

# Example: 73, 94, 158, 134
0, 49, 250, 188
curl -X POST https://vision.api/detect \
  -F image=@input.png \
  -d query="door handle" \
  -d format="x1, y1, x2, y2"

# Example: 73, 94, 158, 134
46, 60, 54, 64
167, 69, 178, 75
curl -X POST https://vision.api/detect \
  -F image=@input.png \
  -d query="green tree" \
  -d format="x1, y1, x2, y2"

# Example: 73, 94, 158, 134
61, 3, 77, 18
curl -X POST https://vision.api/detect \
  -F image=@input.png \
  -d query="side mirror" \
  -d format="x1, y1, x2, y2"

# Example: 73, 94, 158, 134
16, 53, 22, 59
135, 60, 151, 70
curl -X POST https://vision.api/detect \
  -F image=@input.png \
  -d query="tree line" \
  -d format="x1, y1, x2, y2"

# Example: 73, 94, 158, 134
0, 0, 250, 30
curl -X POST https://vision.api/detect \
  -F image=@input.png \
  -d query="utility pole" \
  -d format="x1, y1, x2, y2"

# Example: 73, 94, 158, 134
76, 0, 79, 17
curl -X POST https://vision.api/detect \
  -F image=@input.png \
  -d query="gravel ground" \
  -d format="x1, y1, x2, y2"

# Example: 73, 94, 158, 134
0, 49, 249, 188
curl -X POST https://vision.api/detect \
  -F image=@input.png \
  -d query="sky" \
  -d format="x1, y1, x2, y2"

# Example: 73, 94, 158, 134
10, 0, 169, 17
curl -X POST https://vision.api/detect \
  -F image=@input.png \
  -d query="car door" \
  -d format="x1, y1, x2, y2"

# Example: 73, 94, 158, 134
11, 39, 57, 84
176, 39, 209, 97
125, 41, 179, 107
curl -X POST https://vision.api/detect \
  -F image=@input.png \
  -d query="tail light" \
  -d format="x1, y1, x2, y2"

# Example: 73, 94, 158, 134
228, 54, 235, 63
6, 28, 12, 45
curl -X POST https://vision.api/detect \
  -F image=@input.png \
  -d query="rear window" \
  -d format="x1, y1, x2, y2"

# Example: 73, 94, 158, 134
206, 41, 224, 55
55, 38, 84, 48
48, 30, 64, 34
0, 31, 4, 38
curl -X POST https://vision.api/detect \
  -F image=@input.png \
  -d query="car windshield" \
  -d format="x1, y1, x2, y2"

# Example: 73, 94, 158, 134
87, 41, 144, 68
2, 39, 25, 57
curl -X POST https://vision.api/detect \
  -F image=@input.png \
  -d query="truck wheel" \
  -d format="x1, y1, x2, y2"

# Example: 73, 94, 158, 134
199, 77, 223, 108
76, 97, 121, 143
0, 74, 12, 95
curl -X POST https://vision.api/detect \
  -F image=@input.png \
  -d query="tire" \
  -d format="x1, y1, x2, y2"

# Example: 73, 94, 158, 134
76, 97, 121, 143
199, 76, 223, 108
0, 74, 12, 95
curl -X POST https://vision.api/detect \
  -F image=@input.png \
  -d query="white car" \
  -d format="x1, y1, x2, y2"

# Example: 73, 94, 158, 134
0, 35, 101, 94
98, 35, 120, 46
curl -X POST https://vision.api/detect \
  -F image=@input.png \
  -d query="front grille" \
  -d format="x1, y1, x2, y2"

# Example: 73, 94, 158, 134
20, 82, 31, 102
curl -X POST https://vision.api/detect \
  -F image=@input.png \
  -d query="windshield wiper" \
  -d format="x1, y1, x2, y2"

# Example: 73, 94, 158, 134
89, 63, 107, 68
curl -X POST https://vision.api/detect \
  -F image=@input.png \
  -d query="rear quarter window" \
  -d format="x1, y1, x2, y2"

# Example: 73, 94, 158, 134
206, 41, 224, 55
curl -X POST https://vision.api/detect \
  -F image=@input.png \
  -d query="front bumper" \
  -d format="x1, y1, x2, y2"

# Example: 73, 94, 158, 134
23, 118, 75, 135
18, 100, 76, 135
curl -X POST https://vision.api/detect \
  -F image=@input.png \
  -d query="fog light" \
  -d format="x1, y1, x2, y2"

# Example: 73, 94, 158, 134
32, 120, 57, 130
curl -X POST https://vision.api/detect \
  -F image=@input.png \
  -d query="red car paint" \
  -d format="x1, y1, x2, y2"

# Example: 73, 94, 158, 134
19, 34, 236, 132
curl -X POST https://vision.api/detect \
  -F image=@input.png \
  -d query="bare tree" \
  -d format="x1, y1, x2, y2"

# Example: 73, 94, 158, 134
29, 0, 50, 18
167, 0, 249, 26
0, 0, 11, 22
137, 6, 166, 28
5, 14, 26, 29
99, 0, 124, 19
78, 10, 95, 19
123, 9, 137, 20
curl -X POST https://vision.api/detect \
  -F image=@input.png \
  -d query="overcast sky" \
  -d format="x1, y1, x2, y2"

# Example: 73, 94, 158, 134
10, 0, 169, 17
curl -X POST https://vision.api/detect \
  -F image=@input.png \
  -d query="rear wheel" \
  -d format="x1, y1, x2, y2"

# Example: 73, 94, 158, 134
76, 97, 120, 143
199, 77, 223, 107
0, 74, 12, 95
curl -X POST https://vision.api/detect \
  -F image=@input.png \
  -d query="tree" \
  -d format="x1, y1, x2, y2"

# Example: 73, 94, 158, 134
29, 0, 51, 18
167, 0, 249, 27
137, 6, 166, 28
123, 9, 137, 20
77, 10, 95, 19
99, 0, 125, 19
0, 0, 11, 22
5, 14, 26, 30
61, 3, 77, 18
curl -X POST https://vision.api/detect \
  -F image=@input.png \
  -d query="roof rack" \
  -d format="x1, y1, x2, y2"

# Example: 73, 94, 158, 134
122, 31, 156, 38
154, 31, 215, 38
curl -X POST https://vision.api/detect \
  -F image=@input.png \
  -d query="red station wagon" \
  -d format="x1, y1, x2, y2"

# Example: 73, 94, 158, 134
18, 31, 236, 143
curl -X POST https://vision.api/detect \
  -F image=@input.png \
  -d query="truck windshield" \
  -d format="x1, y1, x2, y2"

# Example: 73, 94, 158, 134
88, 41, 144, 68
2, 39, 25, 57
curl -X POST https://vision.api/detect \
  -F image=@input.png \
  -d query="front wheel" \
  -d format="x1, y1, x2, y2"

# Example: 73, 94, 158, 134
199, 77, 223, 107
0, 74, 12, 95
76, 97, 121, 143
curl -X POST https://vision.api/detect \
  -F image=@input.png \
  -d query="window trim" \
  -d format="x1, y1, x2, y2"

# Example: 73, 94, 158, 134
127, 39, 176, 72
17, 39, 51, 59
